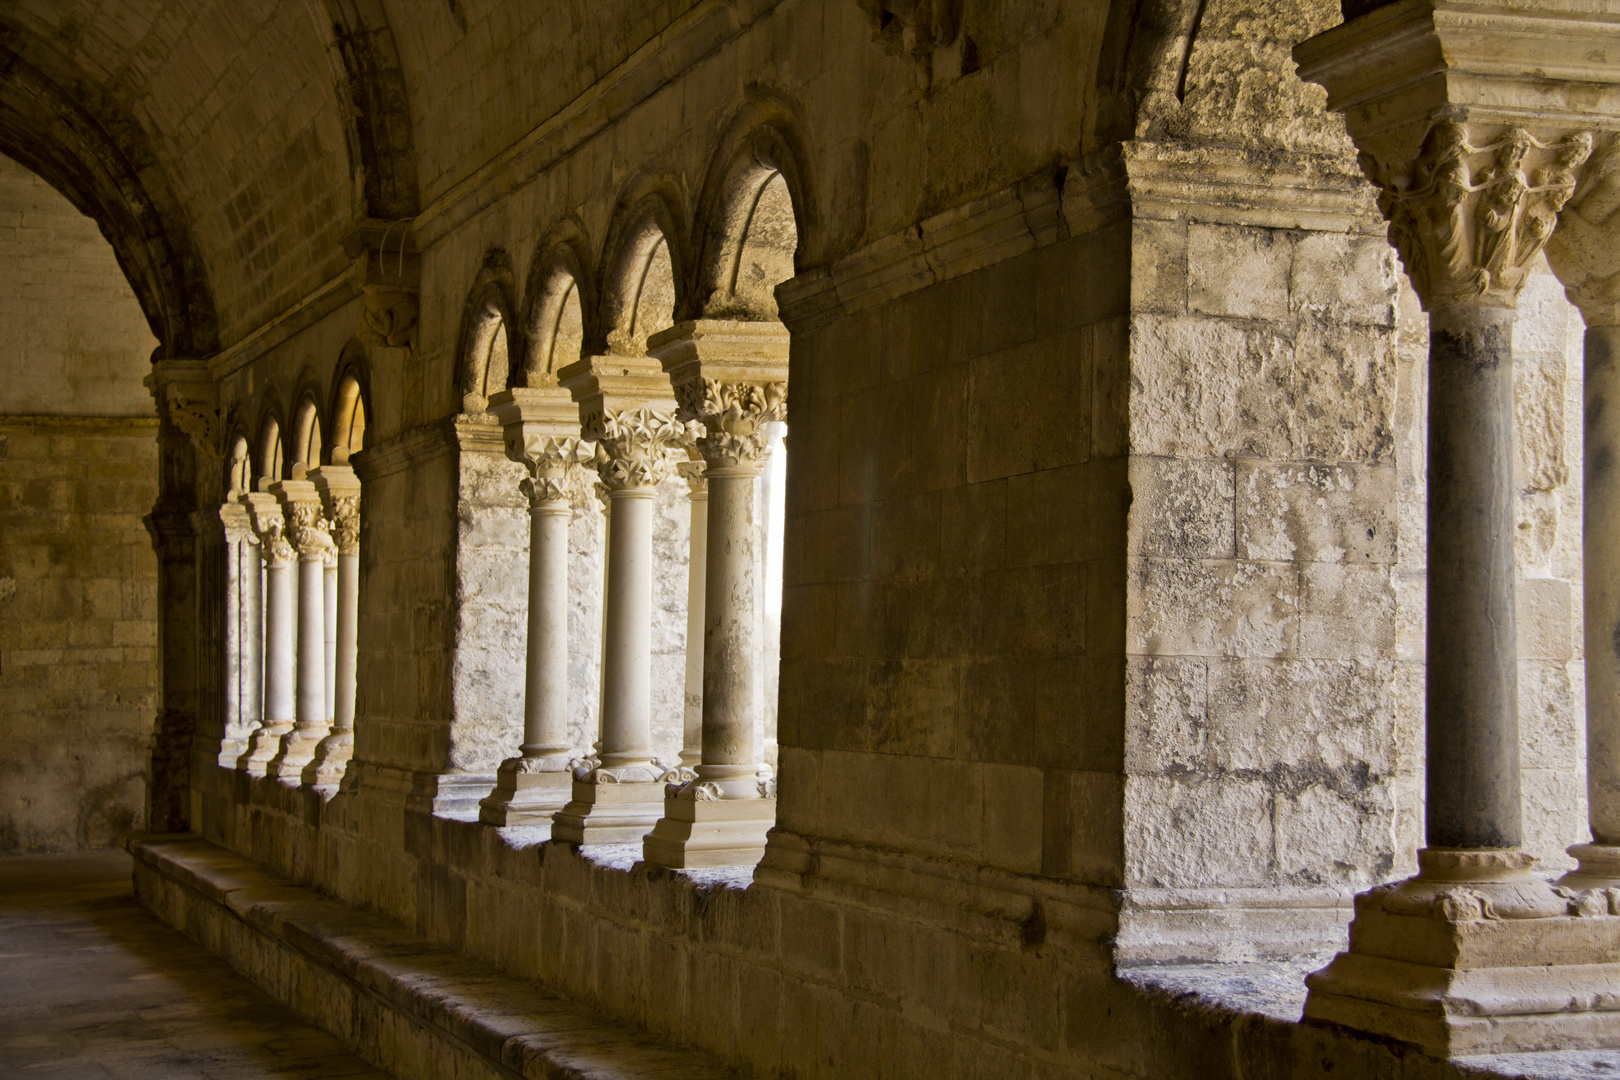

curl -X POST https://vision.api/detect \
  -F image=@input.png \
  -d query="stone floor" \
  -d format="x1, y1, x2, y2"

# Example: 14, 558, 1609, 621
0, 848, 393, 1079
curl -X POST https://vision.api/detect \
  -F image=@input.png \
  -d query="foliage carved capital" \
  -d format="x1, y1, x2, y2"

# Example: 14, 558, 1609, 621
672, 376, 787, 468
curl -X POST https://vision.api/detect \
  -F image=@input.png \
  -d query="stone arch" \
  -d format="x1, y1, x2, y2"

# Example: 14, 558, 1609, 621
456, 255, 520, 413
328, 345, 372, 465
0, 35, 218, 358
691, 110, 814, 320
305, 0, 420, 221
290, 394, 325, 478
256, 410, 285, 489
597, 182, 689, 355
226, 431, 253, 498
519, 223, 597, 387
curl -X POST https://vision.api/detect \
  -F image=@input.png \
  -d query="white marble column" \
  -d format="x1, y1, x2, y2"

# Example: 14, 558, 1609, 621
270, 480, 333, 780
1548, 137, 1620, 886
644, 320, 788, 868
308, 467, 361, 787
552, 356, 690, 844
677, 459, 707, 771
217, 498, 262, 766
480, 389, 592, 826
241, 491, 295, 775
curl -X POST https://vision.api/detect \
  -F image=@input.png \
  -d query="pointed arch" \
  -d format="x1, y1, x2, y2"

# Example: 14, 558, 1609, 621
455, 252, 520, 413
329, 342, 372, 464
597, 179, 690, 356
520, 221, 598, 387
691, 106, 816, 321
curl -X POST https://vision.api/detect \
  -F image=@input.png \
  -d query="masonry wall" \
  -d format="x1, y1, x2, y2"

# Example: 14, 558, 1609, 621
0, 153, 159, 852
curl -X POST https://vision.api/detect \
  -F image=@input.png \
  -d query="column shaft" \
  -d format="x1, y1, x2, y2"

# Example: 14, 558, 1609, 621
599, 488, 656, 770
1587, 325, 1620, 844
265, 563, 296, 724
681, 475, 708, 768
698, 464, 761, 786
522, 500, 573, 760
294, 555, 327, 727
334, 550, 359, 733
324, 560, 337, 721
1425, 303, 1521, 850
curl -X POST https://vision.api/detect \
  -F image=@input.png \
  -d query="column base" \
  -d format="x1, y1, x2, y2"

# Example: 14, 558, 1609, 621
478, 759, 572, 826
551, 771, 666, 846
268, 725, 327, 781
303, 730, 354, 788
238, 721, 293, 777
642, 792, 777, 869
1560, 845, 1620, 890
1304, 848, 1620, 1056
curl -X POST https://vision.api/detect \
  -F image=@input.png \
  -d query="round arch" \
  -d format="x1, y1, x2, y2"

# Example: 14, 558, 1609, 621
328, 343, 372, 464
520, 224, 597, 387
455, 254, 520, 413
597, 181, 690, 356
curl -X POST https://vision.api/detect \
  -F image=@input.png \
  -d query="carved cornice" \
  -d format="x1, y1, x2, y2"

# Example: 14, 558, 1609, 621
1548, 136, 1620, 326
351, 415, 501, 483
774, 170, 1063, 334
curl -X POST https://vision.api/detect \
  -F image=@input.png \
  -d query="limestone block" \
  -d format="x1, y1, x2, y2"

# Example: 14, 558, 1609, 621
1041, 768, 1124, 884
1129, 218, 1188, 316
1513, 354, 1570, 497
1129, 315, 1291, 459
1206, 658, 1396, 775
1298, 563, 1396, 660
1289, 232, 1398, 328
1127, 457, 1234, 560
1128, 558, 1298, 659
1517, 577, 1574, 662
1124, 657, 1209, 775
1519, 660, 1580, 772
1521, 766, 1587, 873
966, 331, 1091, 482
1187, 223, 1291, 321
981, 762, 1044, 873
1125, 774, 1273, 889
1236, 462, 1397, 564
1292, 324, 1395, 465
1273, 779, 1395, 887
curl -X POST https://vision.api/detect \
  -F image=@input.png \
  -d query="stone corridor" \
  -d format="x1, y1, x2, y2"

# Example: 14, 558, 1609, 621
0, 851, 389, 1079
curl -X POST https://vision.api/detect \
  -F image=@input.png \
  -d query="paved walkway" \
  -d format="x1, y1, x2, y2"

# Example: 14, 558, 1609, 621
0, 848, 393, 1079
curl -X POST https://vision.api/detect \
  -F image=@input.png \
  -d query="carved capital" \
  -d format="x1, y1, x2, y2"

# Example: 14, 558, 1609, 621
581, 406, 696, 491
1548, 137, 1620, 326
676, 459, 707, 496
672, 376, 787, 468
509, 435, 592, 506
257, 518, 296, 567
284, 500, 334, 558
325, 494, 361, 555
1357, 120, 1593, 310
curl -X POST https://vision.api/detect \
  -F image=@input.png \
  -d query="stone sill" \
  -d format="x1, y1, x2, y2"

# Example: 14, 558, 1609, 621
125, 832, 738, 1080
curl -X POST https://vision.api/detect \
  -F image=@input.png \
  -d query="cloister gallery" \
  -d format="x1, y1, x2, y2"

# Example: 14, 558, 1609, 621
6, 0, 1620, 1076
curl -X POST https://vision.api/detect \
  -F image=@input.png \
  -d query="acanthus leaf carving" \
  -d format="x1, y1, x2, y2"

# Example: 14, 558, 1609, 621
582, 406, 697, 490
325, 494, 361, 556
673, 377, 787, 468
1361, 120, 1593, 310
508, 434, 593, 506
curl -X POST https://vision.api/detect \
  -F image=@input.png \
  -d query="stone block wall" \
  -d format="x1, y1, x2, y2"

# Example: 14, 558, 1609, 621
0, 152, 159, 853
0, 418, 159, 852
